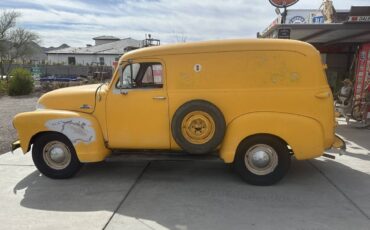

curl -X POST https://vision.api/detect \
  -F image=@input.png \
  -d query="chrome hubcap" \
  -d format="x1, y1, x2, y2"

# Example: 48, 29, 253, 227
43, 141, 71, 170
50, 147, 66, 162
244, 144, 278, 175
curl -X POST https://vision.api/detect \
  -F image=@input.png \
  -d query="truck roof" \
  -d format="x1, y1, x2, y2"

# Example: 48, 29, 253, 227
121, 39, 317, 61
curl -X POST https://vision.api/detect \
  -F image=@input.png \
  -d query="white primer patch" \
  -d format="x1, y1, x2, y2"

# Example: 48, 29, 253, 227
45, 118, 96, 145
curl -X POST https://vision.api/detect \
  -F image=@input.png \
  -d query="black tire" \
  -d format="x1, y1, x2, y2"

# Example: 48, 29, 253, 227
171, 100, 226, 154
32, 133, 83, 179
351, 104, 363, 121
234, 135, 291, 186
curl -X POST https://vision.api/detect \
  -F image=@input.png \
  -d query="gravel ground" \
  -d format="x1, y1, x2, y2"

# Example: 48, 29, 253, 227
0, 94, 39, 154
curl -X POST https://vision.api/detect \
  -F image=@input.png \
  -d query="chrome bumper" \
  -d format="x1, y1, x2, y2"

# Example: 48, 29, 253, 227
323, 135, 346, 159
11, 140, 21, 153
332, 134, 346, 155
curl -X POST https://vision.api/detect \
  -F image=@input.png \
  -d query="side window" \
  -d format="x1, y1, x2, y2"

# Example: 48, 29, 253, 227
141, 64, 163, 87
142, 66, 154, 84
117, 62, 163, 89
117, 63, 140, 88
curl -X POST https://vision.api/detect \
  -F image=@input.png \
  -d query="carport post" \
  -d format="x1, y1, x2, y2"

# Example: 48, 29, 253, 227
281, 6, 287, 24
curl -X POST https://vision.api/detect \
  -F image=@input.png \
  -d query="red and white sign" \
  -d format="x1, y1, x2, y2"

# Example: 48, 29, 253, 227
269, 0, 299, 8
348, 16, 370, 22
354, 43, 370, 117
354, 43, 370, 97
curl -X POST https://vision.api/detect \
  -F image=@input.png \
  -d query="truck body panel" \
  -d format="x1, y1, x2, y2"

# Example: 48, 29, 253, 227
13, 39, 336, 164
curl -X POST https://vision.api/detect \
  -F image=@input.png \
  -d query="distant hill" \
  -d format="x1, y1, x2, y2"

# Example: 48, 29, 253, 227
28, 42, 47, 62
24, 43, 70, 63
42, 44, 70, 52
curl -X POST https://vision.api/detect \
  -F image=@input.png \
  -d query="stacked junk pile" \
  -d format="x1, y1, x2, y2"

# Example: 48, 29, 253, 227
261, 1, 370, 127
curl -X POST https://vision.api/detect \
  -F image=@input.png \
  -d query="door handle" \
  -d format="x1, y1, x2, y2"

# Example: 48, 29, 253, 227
152, 96, 167, 100
315, 92, 330, 99
80, 104, 92, 109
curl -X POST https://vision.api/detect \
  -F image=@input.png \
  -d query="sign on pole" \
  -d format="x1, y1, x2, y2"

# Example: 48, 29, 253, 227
269, 0, 299, 8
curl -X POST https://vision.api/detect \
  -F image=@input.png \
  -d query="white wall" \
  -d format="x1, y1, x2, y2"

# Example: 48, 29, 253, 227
47, 54, 121, 66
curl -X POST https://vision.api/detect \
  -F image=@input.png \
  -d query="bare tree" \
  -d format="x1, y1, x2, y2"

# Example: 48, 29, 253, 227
171, 30, 187, 43
0, 11, 19, 40
0, 10, 39, 80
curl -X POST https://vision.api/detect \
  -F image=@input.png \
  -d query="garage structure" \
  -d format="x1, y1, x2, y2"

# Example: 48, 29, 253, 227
259, 6, 370, 97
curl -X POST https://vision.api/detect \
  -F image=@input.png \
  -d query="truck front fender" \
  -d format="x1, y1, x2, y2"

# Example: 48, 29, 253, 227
13, 110, 110, 162
219, 112, 324, 163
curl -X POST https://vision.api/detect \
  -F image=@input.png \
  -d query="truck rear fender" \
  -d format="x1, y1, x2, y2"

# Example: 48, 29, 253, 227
219, 112, 324, 163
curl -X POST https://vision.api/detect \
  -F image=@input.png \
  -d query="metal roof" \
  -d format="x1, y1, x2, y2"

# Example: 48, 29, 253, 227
261, 23, 370, 45
260, 6, 370, 45
93, 36, 120, 40
47, 38, 141, 55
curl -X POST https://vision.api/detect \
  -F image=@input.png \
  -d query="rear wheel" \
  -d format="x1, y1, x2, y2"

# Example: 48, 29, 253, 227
32, 133, 83, 179
234, 135, 291, 185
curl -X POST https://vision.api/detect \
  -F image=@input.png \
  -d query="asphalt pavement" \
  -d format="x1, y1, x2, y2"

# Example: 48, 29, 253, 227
0, 120, 369, 230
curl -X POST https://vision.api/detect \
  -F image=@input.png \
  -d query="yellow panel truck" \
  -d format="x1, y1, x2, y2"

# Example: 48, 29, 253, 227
12, 39, 345, 185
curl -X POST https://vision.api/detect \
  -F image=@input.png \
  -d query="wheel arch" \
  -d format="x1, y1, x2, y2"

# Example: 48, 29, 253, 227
236, 133, 290, 153
13, 110, 111, 162
29, 131, 70, 152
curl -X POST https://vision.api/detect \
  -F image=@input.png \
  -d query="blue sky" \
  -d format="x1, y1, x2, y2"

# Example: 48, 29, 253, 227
1, 0, 369, 47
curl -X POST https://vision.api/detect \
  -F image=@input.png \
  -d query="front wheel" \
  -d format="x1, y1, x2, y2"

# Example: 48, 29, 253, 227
32, 133, 83, 179
234, 135, 291, 186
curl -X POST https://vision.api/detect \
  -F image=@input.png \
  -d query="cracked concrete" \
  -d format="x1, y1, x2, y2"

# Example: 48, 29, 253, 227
0, 120, 369, 230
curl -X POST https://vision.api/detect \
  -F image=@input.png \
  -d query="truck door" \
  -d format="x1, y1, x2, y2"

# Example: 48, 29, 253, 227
106, 59, 170, 149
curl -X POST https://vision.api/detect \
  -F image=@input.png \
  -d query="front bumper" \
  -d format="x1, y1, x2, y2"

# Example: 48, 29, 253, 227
11, 140, 21, 153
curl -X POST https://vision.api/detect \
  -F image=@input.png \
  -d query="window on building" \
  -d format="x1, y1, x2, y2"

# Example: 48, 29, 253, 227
99, 57, 105, 66
68, 57, 76, 65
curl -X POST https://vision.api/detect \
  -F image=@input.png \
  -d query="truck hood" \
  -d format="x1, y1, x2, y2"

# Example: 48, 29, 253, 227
38, 84, 101, 113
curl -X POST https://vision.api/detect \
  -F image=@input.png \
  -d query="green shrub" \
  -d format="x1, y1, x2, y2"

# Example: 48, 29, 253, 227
8, 68, 34, 96
0, 80, 8, 96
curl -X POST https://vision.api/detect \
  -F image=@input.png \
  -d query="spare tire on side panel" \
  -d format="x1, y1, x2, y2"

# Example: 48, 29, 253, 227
171, 100, 226, 154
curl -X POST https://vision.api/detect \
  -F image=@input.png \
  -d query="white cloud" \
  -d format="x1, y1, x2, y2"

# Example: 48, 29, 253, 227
10, 0, 102, 13
1, 0, 369, 47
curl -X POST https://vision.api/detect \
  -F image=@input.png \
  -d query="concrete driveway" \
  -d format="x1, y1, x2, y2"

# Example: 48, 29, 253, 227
0, 123, 369, 230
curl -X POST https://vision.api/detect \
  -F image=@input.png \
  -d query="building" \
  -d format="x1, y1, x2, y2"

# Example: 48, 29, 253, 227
259, 5, 370, 99
47, 37, 142, 67
92, 35, 120, 46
